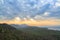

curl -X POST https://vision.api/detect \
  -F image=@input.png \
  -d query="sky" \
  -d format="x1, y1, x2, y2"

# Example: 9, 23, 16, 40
0, 0, 60, 26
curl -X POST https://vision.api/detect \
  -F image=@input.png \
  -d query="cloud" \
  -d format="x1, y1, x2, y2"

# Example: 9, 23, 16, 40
0, 17, 60, 26
13, 17, 21, 21
43, 12, 50, 16
55, 2, 60, 7
0, 0, 60, 22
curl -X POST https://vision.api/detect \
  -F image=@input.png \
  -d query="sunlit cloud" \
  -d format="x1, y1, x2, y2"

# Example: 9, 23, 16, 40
43, 12, 50, 16
0, 0, 60, 26
0, 17, 60, 26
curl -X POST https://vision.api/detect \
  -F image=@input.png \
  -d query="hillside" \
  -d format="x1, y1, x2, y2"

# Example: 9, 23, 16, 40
0, 23, 60, 40
0, 23, 29, 40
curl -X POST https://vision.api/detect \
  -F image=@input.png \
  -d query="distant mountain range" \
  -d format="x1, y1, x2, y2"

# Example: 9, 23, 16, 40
11, 24, 60, 31
11, 24, 30, 28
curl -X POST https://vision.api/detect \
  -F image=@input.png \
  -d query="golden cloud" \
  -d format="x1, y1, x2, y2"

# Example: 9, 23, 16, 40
0, 17, 60, 26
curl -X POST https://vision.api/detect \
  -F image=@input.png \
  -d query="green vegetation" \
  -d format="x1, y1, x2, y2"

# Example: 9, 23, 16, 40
0, 23, 60, 40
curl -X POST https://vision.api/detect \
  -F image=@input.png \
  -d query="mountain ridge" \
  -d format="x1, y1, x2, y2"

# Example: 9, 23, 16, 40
11, 24, 60, 31
0, 23, 60, 40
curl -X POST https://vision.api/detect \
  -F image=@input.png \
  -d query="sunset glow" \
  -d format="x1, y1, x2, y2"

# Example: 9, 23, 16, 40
0, 18, 60, 26
0, 0, 60, 26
